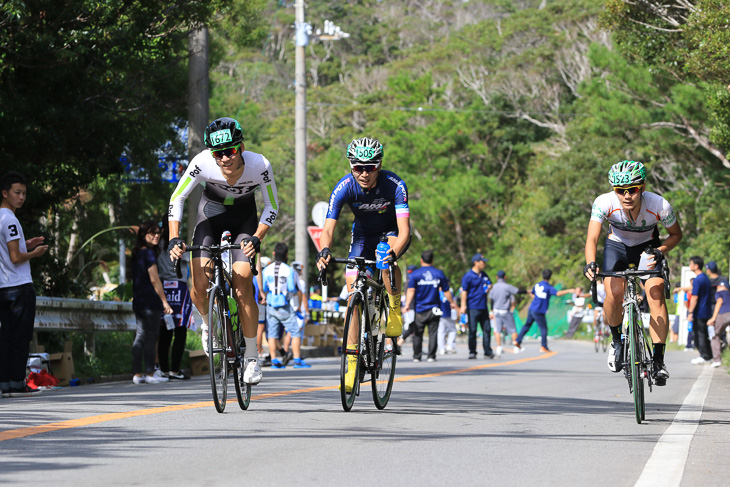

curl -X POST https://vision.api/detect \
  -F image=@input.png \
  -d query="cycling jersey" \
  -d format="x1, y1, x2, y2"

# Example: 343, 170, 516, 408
168, 150, 279, 228
590, 191, 676, 247
326, 170, 409, 236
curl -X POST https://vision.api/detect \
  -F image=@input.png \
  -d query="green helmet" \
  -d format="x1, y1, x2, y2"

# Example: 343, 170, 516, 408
347, 137, 383, 163
608, 160, 646, 186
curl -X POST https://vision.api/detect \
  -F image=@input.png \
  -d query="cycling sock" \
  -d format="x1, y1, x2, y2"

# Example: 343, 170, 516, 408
388, 292, 401, 310
653, 343, 665, 364
244, 336, 258, 359
610, 325, 622, 344
201, 313, 209, 326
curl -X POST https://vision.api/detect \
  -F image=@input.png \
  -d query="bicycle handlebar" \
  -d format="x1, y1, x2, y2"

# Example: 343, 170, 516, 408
589, 260, 669, 303
318, 256, 397, 293
172, 243, 258, 279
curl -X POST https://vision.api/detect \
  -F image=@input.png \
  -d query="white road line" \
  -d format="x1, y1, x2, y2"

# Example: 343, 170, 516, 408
635, 365, 714, 487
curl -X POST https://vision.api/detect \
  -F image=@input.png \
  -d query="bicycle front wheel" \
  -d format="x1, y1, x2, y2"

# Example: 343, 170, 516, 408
233, 329, 251, 410
629, 310, 644, 424
340, 294, 363, 412
601, 325, 610, 352
208, 288, 228, 413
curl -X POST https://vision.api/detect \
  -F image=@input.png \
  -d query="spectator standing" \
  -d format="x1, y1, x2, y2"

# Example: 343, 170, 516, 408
0, 172, 48, 397
488, 270, 525, 356
279, 261, 308, 366
515, 269, 576, 353
460, 253, 494, 359
707, 280, 730, 368
438, 288, 457, 355
688, 256, 713, 364
131, 221, 172, 384
706, 261, 722, 306
156, 216, 192, 380
404, 250, 456, 362
263, 243, 310, 369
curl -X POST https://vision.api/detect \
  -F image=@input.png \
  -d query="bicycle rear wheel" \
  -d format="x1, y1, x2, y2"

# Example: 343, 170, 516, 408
372, 299, 396, 409
208, 288, 228, 413
601, 324, 610, 352
340, 294, 363, 412
233, 329, 251, 410
629, 310, 644, 424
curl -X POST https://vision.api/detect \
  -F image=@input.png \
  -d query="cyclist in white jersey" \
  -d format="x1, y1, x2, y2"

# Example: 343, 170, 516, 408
168, 117, 279, 385
583, 160, 682, 386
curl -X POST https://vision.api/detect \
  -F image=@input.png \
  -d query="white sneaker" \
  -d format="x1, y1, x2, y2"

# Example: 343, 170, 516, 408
691, 357, 709, 365
495, 346, 503, 357
132, 375, 145, 385
711, 361, 722, 368
144, 374, 168, 384
445, 346, 456, 354
439, 348, 446, 356
153, 370, 169, 381
427, 358, 436, 363
513, 346, 521, 354
243, 358, 263, 385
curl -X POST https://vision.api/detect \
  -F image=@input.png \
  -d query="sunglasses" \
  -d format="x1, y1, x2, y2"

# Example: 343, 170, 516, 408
351, 164, 379, 174
212, 145, 241, 159
613, 184, 643, 196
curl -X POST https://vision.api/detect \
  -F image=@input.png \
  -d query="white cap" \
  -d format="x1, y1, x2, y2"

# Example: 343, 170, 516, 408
260, 256, 272, 267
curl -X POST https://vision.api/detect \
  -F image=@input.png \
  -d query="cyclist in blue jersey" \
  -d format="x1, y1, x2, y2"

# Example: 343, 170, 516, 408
316, 137, 411, 390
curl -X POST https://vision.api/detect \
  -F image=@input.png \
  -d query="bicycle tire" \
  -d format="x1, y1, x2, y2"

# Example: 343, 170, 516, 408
594, 332, 600, 352
233, 328, 251, 410
208, 288, 228, 413
372, 297, 396, 409
340, 294, 363, 412
601, 326, 610, 353
629, 309, 644, 424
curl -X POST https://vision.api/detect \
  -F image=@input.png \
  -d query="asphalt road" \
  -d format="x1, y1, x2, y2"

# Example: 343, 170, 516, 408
1, 339, 728, 486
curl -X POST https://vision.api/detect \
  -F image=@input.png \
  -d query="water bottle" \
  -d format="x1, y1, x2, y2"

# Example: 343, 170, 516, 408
221, 231, 232, 273
376, 236, 390, 270
227, 296, 239, 329
164, 313, 175, 330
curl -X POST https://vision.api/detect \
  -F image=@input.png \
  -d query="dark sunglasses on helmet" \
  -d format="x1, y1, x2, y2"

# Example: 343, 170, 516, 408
212, 145, 241, 159
613, 184, 642, 196
351, 164, 380, 174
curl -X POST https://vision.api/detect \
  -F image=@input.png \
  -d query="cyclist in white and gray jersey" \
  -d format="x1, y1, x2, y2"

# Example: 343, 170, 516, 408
168, 117, 279, 386
584, 160, 682, 386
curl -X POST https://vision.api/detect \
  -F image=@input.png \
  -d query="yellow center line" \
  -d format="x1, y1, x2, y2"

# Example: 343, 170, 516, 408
0, 351, 556, 442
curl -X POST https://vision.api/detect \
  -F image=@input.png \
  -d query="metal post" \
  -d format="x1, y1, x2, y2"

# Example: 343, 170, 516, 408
295, 0, 309, 291
186, 25, 209, 243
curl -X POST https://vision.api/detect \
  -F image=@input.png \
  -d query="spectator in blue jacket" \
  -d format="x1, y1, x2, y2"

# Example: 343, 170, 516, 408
404, 250, 455, 362
515, 269, 576, 353
688, 256, 713, 365
460, 253, 493, 359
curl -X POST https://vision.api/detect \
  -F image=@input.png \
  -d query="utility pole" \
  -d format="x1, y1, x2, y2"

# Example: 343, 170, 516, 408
186, 25, 209, 243
294, 0, 308, 290
294, 3, 349, 291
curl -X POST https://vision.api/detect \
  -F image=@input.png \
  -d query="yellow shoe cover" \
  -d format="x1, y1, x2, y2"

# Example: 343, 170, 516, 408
385, 310, 403, 338
340, 347, 358, 392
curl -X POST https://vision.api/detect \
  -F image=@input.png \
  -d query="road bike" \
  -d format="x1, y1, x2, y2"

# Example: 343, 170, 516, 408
593, 306, 610, 353
175, 235, 257, 413
320, 256, 399, 412
591, 260, 670, 424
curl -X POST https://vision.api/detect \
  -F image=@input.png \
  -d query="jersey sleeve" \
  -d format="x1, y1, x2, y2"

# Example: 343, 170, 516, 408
440, 273, 450, 292
590, 194, 609, 223
258, 156, 279, 227
168, 152, 207, 222
659, 196, 677, 228
326, 176, 350, 221
395, 178, 409, 219
2, 215, 22, 243
407, 274, 416, 290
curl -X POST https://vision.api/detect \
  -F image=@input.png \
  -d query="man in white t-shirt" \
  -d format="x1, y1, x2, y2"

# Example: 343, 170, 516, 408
0, 172, 48, 398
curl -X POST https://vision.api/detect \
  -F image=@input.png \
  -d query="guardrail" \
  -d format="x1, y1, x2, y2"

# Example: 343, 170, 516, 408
34, 297, 136, 355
